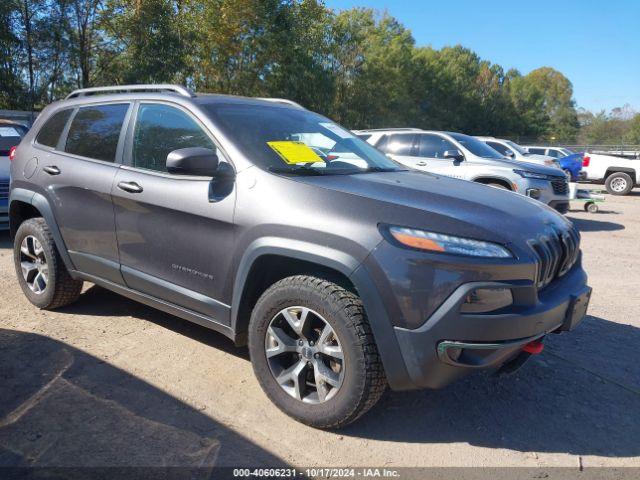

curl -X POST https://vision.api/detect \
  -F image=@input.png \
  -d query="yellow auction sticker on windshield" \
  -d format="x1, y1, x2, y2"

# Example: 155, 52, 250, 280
267, 141, 322, 165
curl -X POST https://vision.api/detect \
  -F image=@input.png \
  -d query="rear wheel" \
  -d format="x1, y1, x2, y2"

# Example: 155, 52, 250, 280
13, 218, 83, 309
605, 172, 633, 195
585, 202, 599, 213
248, 275, 386, 428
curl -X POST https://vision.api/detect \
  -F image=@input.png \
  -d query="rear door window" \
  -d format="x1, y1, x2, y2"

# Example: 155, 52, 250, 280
65, 104, 129, 162
528, 147, 546, 155
36, 109, 72, 148
132, 103, 215, 173
380, 134, 416, 155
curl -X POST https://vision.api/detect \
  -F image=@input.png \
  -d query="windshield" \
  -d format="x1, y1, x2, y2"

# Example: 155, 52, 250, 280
505, 140, 528, 155
204, 103, 404, 174
0, 123, 27, 156
449, 133, 505, 159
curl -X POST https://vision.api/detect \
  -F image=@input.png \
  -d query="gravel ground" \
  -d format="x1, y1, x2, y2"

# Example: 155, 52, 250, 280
1, 188, 639, 472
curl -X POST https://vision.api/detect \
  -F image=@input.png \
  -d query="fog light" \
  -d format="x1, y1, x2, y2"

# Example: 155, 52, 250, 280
526, 188, 541, 199
460, 288, 513, 313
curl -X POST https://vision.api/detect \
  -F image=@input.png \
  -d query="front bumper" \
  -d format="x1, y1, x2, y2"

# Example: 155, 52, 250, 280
516, 177, 569, 214
390, 265, 590, 390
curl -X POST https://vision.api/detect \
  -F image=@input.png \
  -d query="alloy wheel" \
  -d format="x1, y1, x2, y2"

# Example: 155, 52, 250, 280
20, 235, 48, 294
265, 306, 344, 404
610, 177, 628, 192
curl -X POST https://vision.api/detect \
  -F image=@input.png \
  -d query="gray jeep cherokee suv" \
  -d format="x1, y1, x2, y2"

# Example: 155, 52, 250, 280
9, 85, 591, 428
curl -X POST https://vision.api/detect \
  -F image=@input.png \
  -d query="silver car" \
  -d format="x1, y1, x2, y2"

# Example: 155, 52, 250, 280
0, 120, 28, 229
355, 129, 570, 213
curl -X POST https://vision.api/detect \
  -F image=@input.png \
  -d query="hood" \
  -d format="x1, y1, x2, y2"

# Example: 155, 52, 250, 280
472, 156, 563, 176
292, 170, 572, 252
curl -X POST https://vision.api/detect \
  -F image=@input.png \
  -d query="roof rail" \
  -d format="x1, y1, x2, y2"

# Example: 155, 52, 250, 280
354, 128, 422, 133
65, 84, 195, 100
256, 97, 304, 109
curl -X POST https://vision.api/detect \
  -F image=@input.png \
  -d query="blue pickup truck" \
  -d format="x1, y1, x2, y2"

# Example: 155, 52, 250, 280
525, 146, 584, 181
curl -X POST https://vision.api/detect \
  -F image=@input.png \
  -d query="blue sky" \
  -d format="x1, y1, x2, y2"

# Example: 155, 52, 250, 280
324, 0, 640, 113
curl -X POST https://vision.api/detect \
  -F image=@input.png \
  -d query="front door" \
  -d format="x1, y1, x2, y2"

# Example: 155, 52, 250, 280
112, 102, 236, 325
414, 133, 465, 178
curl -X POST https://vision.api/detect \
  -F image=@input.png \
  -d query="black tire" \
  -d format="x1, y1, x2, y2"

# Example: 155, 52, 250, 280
605, 172, 634, 195
13, 218, 83, 309
248, 275, 386, 429
585, 202, 599, 213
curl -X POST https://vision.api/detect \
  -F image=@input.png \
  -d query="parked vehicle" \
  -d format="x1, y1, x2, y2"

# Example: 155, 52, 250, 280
0, 119, 28, 230
10, 85, 591, 428
356, 129, 570, 214
578, 152, 639, 195
475, 137, 560, 169
524, 146, 584, 181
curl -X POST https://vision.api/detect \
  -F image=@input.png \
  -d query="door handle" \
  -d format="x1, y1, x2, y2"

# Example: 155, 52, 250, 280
117, 181, 143, 194
43, 166, 61, 175
416, 161, 427, 166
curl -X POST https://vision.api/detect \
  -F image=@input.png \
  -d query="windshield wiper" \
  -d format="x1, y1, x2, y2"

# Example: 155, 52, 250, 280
358, 166, 406, 173
268, 166, 326, 176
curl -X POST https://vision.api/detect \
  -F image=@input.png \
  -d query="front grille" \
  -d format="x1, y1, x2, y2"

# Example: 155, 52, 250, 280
530, 226, 580, 289
551, 177, 569, 195
0, 181, 8, 200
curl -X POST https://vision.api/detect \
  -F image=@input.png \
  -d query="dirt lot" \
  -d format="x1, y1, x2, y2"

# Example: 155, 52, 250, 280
1, 188, 639, 471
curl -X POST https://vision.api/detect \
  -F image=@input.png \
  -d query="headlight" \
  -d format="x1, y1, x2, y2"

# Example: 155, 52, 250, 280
513, 169, 553, 180
388, 226, 512, 258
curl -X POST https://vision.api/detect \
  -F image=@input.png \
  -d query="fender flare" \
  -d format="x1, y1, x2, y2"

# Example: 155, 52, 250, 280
9, 188, 76, 272
605, 167, 637, 181
230, 237, 411, 390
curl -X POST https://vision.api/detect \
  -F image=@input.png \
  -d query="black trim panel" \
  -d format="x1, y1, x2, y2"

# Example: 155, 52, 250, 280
68, 251, 125, 286
121, 265, 231, 325
70, 269, 235, 340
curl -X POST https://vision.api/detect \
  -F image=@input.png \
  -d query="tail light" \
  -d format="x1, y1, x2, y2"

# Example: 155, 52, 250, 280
9, 146, 16, 161
582, 155, 590, 167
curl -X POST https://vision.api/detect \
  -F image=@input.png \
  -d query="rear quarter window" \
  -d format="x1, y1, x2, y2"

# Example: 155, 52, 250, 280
65, 104, 129, 162
36, 109, 73, 148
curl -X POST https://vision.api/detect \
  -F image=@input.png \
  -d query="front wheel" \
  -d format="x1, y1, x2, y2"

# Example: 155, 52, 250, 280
248, 275, 386, 429
605, 172, 634, 195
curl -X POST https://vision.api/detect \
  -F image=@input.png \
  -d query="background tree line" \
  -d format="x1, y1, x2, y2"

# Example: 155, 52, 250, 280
1, 0, 636, 144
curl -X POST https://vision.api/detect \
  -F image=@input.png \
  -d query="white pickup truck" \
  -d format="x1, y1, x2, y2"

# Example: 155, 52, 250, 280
582, 152, 639, 195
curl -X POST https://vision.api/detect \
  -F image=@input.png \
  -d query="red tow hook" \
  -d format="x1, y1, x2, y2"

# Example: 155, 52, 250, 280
522, 339, 544, 355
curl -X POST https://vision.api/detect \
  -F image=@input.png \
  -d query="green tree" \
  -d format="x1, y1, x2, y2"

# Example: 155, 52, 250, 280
625, 114, 640, 144
329, 8, 415, 128
510, 67, 579, 142
102, 0, 188, 84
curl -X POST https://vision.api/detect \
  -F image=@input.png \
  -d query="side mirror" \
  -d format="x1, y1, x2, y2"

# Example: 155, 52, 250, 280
166, 147, 219, 176
505, 150, 515, 158
444, 149, 464, 162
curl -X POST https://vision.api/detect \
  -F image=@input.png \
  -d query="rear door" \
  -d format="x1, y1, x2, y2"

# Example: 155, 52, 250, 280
33, 102, 131, 284
376, 134, 420, 169
112, 101, 236, 325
